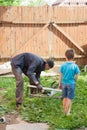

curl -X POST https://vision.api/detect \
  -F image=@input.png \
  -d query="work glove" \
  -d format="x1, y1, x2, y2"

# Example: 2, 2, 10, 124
36, 83, 43, 91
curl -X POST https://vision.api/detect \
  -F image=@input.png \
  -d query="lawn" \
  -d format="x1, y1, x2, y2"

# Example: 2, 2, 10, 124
0, 72, 87, 129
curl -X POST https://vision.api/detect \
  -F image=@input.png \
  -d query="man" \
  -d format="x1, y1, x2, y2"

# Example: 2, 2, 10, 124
11, 52, 54, 109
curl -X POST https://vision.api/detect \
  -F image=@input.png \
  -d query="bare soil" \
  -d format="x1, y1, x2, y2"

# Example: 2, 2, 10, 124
0, 112, 49, 130
0, 112, 19, 130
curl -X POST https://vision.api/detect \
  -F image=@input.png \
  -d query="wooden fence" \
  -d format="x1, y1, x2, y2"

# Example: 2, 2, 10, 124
0, 6, 87, 65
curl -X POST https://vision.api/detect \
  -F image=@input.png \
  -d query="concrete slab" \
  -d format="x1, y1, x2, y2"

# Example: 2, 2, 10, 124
6, 118, 49, 130
6, 123, 49, 130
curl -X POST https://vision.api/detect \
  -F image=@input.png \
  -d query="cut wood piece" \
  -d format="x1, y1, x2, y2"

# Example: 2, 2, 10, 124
26, 85, 62, 97
29, 85, 62, 92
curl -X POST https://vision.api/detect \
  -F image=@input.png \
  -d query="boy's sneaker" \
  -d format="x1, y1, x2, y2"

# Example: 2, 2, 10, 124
66, 112, 71, 116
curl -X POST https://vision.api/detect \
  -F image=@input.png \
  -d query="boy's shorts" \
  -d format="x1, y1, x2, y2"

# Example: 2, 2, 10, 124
62, 84, 76, 100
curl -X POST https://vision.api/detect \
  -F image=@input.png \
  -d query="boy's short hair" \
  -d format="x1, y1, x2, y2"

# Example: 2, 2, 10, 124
47, 59, 54, 68
65, 49, 74, 60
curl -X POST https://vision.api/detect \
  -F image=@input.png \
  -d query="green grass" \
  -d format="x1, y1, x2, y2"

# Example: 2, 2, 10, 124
0, 73, 87, 129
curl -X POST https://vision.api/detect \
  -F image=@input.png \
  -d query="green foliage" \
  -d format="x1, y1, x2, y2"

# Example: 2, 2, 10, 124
40, 76, 58, 88
0, 72, 87, 129
0, 0, 22, 6
0, 0, 47, 6
29, 0, 47, 6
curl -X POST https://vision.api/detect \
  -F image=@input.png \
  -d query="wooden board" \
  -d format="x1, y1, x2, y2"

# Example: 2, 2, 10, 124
29, 85, 62, 92
26, 85, 62, 98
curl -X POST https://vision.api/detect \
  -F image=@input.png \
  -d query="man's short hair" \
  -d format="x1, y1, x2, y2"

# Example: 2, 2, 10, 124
47, 59, 54, 68
65, 49, 74, 60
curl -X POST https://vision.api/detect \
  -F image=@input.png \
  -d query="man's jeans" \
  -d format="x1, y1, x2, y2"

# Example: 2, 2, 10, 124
11, 63, 24, 105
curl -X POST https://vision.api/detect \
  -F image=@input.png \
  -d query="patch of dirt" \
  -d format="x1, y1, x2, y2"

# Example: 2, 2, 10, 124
0, 112, 49, 130
0, 123, 6, 130
5, 112, 19, 125
0, 112, 19, 130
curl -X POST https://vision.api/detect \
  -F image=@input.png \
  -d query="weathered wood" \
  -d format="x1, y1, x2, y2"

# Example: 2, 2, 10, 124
26, 85, 62, 98
43, 55, 85, 59
29, 85, 62, 92
0, 6, 87, 65
1, 6, 87, 23
1, 21, 87, 24
53, 23, 87, 55
12, 22, 50, 56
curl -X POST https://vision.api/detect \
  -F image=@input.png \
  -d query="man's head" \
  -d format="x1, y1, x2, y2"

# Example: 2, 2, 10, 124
45, 59, 54, 70
65, 49, 74, 60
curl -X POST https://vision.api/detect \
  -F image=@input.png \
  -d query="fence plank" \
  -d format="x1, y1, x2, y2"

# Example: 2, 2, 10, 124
53, 23, 87, 55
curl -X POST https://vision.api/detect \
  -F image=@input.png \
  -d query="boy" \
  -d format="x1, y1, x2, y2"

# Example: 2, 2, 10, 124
58, 49, 80, 115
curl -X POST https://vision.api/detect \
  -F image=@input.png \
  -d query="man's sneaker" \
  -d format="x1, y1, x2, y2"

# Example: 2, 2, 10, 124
16, 103, 21, 110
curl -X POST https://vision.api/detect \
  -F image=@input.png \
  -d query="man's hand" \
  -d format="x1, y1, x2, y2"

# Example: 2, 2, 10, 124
36, 83, 43, 91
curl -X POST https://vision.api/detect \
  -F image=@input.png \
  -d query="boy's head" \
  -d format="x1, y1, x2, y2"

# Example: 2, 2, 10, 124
65, 49, 74, 60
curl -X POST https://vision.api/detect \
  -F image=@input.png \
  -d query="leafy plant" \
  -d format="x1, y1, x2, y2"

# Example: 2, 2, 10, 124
29, 0, 47, 6
0, 0, 22, 6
